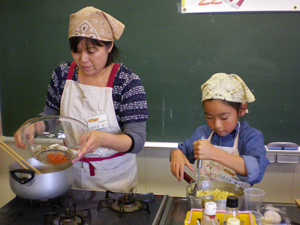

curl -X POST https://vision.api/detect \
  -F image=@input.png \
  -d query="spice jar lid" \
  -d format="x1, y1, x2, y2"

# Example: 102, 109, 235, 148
204, 202, 217, 215
227, 218, 240, 225
226, 196, 238, 208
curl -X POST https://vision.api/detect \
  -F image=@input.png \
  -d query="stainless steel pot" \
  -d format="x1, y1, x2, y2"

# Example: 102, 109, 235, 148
9, 158, 73, 200
184, 172, 244, 210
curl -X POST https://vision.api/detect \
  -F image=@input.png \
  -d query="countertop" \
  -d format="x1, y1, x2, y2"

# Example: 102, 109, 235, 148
159, 197, 300, 225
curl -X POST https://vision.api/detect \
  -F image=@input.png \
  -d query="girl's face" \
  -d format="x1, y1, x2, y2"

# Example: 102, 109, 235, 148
71, 39, 113, 77
203, 100, 246, 137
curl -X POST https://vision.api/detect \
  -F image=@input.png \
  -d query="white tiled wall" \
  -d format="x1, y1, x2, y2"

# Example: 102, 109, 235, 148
0, 139, 32, 208
1, 138, 299, 208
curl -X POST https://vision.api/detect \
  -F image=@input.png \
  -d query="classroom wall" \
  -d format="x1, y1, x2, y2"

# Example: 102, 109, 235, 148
1, 1, 300, 144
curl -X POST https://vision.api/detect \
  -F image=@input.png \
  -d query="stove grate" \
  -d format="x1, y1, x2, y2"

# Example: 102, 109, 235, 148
44, 203, 91, 225
97, 189, 155, 218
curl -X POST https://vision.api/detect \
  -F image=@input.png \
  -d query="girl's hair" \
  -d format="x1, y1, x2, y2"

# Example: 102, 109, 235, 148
224, 101, 242, 115
203, 99, 242, 115
69, 37, 120, 67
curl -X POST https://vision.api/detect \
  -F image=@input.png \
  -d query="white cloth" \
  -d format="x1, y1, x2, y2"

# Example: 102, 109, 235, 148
201, 73, 255, 103
60, 66, 137, 192
199, 123, 250, 188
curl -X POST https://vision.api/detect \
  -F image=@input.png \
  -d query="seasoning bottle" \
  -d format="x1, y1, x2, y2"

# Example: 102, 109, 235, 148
222, 196, 241, 225
227, 218, 241, 225
202, 194, 215, 208
202, 194, 215, 222
202, 202, 219, 225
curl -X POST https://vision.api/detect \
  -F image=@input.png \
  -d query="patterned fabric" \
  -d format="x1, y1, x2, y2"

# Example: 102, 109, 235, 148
45, 62, 148, 126
69, 6, 125, 41
201, 73, 255, 103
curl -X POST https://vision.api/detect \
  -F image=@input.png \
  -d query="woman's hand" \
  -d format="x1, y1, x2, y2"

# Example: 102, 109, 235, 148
170, 149, 194, 182
72, 130, 132, 163
14, 127, 26, 149
14, 121, 45, 149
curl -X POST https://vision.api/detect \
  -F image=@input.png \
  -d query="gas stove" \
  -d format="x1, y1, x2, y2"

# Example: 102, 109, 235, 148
0, 189, 168, 225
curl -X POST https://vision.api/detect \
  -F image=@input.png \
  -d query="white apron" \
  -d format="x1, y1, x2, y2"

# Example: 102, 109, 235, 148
199, 123, 251, 189
60, 62, 137, 192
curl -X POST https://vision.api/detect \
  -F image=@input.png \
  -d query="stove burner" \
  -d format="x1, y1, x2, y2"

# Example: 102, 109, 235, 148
111, 194, 144, 213
97, 188, 155, 218
44, 203, 91, 225
18, 190, 74, 210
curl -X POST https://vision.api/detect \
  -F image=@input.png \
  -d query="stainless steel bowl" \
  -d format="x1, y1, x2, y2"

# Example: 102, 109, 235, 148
186, 180, 245, 210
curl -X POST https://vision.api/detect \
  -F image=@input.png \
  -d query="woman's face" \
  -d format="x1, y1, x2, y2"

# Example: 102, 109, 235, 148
71, 39, 113, 77
203, 100, 240, 137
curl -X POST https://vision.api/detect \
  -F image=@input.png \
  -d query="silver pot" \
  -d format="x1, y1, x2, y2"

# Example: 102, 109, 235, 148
9, 158, 74, 200
184, 172, 244, 210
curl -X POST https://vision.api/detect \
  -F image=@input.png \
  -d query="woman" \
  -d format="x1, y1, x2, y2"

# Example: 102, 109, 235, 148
14, 6, 148, 192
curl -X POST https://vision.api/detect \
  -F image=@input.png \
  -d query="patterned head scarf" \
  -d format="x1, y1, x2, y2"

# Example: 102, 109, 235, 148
201, 73, 255, 103
68, 6, 125, 41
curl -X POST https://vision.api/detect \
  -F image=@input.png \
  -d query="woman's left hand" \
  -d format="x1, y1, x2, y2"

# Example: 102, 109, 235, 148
71, 130, 132, 163
72, 130, 104, 163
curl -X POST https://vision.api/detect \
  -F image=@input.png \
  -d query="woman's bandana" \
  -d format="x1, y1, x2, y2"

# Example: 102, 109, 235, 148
68, 6, 125, 41
201, 73, 255, 103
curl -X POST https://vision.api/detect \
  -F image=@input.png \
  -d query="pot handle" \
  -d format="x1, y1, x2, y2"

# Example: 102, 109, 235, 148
10, 169, 35, 184
183, 172, 195, 184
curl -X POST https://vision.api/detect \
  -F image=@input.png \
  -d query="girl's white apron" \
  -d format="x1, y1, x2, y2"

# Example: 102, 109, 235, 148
199, 123, 250, 188
60, 62, 137, 192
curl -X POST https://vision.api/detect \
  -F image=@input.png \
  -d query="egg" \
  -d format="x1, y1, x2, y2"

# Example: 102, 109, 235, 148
263, 210, 281, 224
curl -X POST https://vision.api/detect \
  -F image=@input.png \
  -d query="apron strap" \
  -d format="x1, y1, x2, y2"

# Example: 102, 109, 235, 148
107, 63, 120, 87
67, 62, 76, 80
80, 152, 126, 176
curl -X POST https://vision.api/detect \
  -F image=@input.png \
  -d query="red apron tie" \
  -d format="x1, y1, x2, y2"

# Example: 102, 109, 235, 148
80, 152, 126, 176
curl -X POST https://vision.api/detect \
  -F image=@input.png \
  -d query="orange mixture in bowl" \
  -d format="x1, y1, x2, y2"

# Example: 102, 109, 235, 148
46, 153, 68, 165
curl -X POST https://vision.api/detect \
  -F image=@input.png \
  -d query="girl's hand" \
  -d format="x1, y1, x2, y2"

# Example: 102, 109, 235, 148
170, 149, 194, 182
192, 139, 216, 160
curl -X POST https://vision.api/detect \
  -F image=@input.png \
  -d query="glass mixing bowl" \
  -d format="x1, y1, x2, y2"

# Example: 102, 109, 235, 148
20, 116, 89, 166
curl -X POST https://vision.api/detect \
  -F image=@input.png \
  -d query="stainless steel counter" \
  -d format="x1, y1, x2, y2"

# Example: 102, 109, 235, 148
159, 197, 300, 225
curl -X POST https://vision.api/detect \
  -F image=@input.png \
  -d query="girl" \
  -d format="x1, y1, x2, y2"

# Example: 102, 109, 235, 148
170, 73, 269, 188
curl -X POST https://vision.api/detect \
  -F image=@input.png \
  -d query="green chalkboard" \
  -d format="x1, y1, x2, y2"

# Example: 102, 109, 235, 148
1, 1, 300, 144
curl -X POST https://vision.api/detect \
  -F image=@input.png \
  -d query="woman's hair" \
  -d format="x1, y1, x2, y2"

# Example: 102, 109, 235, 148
203, 99, 242, 115
69, 37, 120, 67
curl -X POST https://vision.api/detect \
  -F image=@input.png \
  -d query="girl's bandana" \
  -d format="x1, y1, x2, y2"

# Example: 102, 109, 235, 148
201, 73, 255, 103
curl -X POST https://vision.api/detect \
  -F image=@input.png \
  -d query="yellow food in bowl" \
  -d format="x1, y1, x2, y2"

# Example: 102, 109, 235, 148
196, 188, 235, 200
